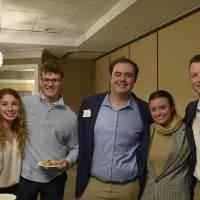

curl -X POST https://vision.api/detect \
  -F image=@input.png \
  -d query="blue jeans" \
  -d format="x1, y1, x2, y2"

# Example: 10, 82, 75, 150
17, 172, 67, 200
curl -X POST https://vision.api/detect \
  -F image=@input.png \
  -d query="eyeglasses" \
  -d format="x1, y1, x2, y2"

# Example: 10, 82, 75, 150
41, 78, 62, 84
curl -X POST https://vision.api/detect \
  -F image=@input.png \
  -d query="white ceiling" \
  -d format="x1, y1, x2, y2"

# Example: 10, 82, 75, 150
0, 0, 200, 60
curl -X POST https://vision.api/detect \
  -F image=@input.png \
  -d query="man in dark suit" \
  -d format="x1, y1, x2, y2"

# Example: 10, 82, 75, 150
185, 54, 200, 200
75, 57, 152, 200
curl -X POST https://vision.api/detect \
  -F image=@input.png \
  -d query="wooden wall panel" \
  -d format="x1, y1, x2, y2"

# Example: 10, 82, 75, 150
130, 33, 157, 101
158, 12, 200, 116
110, 46, 129, 62
95, 55, 110, 93
61, 59, 94, 113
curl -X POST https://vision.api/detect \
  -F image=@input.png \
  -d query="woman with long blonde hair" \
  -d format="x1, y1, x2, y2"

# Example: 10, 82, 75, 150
0, 88, 27, 195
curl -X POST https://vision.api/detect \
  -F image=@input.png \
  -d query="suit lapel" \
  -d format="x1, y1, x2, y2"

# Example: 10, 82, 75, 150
185, 101, 197, 125
88, 94, 106, 143
185, 100, 198, 165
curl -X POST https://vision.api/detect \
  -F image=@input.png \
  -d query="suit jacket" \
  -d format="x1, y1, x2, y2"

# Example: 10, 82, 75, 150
141, 123, 192, 200
75, 92, 152, 199
185, 100, 197, 171
184, 100, 198, 196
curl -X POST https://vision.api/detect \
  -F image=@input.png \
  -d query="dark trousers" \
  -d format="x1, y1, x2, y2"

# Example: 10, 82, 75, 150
0, 184, 18, 195
17, 172, 67, 200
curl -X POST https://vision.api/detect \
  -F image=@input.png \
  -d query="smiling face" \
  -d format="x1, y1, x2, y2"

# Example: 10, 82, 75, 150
40, 72, 63, 103
149, 97, 174, 126
110, 62, 136, 96
189, 62, 200, 95
0, 94, 20, 123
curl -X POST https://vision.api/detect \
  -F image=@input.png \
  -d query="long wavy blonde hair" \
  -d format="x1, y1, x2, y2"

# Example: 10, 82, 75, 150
0, 88, 28, 152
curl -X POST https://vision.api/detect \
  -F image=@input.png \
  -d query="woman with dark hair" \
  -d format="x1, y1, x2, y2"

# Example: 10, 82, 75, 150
141, 90, 192, 200
0, 88, 27, 195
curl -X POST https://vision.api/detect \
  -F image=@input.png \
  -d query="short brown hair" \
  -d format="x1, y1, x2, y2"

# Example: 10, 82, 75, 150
109, 57, 139, 80
40, 59, 64, 80
189, 55, 200, 68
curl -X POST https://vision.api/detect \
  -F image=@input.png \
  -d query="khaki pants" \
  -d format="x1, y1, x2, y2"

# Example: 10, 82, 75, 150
79, 177, 139, 200
194, 181, 200, 200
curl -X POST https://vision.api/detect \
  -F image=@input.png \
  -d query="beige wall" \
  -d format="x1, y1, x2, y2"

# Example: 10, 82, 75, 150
130, 33, 157, 101
110, 46, 129, 62
158, 11, 200, 116
95, 11, 200, 116
95, 55, 110, 93
61, 58, 95, 113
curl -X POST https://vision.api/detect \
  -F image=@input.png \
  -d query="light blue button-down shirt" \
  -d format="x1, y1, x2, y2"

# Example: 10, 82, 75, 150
90, 94, 143, 183
21, 93, 78, 183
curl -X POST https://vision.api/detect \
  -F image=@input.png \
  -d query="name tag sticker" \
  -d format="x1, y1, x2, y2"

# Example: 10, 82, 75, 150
82, 109, 91, 117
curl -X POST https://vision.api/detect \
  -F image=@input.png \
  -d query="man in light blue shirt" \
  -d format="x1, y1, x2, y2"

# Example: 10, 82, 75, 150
90, 94, 143, 183
76, 57, 152, 200
17, 60, 78, 200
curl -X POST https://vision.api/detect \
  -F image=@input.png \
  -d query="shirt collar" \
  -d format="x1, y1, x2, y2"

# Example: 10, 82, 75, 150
102, 93, 135, 109
39, 92, 65, 107
196, 99, 200, 111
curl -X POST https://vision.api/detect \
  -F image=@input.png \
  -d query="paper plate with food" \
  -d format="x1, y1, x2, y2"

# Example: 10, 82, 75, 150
38, 160, 61, 168
0, 193, 16, 200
